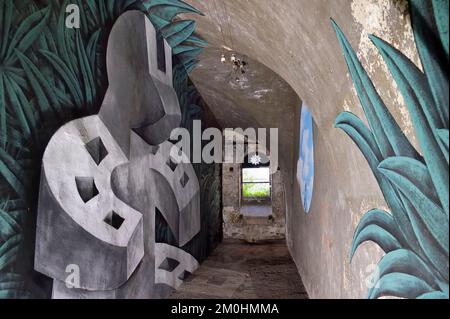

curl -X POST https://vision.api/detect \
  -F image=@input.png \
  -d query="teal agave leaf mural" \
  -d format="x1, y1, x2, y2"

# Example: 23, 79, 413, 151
143, 0, 207, 73
332, 0, 449, 299
0, 0, 206, 298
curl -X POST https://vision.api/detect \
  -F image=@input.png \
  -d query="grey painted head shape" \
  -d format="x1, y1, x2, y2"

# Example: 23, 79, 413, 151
100, 10, 182, 158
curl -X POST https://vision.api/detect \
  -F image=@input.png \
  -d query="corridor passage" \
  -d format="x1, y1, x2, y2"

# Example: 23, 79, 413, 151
170, 240, 308, 299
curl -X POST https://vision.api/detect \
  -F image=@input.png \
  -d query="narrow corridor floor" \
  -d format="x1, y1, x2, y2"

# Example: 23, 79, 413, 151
170, 239, 309, 299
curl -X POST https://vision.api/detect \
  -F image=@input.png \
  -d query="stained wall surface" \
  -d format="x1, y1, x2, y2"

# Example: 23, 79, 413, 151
183, 0, 422, 299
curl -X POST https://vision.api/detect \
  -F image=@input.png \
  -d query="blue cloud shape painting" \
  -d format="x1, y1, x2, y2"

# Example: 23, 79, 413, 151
297, 104, 314, 213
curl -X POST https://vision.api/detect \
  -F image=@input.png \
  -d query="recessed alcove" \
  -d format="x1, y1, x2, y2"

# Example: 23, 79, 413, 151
75, 177, 99, 203
85, 137, 108, 165
103, 211, 125, 230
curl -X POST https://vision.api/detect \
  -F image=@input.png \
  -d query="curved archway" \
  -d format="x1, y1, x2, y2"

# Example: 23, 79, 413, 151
180, 0, 423, 299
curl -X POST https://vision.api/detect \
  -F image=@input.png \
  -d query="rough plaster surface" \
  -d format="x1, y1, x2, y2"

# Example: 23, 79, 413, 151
183, 0, 421, 298
35, 11, 201, 299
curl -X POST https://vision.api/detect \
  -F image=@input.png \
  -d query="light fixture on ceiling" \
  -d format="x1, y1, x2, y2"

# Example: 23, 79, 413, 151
206, 0, 248, 82
221, 53, 248, 82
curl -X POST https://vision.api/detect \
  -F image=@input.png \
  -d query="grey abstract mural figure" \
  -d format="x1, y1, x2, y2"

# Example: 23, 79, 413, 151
34, 11, 201, 299
297, 103, 314, 214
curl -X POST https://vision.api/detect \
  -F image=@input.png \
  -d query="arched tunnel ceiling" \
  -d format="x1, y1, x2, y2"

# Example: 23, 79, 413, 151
190, 47, 300, 131
181, 0, 419, 133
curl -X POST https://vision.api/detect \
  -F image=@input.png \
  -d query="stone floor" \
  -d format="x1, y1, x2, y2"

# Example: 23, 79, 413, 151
170, 239, 308, 299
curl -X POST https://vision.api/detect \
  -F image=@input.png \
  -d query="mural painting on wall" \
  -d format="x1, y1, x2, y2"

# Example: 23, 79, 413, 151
332, 0, 449, 299
0, 0, 217, 299
297, 104, 315, 214
36, 10, 203, 298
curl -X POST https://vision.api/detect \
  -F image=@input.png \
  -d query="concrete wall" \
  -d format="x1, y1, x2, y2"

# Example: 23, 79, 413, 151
184, 0, 421, 298
222, 162, 285, 242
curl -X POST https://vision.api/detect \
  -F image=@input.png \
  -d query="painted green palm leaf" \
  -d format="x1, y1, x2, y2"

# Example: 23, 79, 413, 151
39, 4, 102, 111
335, 113, 423, 257
143, 0, 203, 21
0, 75, 6, 149
332, 0, 449, 299
0, 234, 21, 273
0, 2, 51, 147
146, 12, 171, 30
55, 1, 79, 80
436, 129, 449, 163
372, 249, 442, 291
145, 0, 207, 73
161, 20, 197, 48
5, 73, 40, 143
75, 30, 96, 109
0, 198, 26, 228
173, 45, 203, 58
0, 148, 27, 201
86, 0, 109, 26
410, 0, 449, 126
418, 291, 449, 299
0, 0, 14, 60
379, 158, 449, 283
369, 273, 435, 299
0, 272, 26, 299
3, 6, 51, 66
378, 157, 448, 249
183, 34, 208, 48
350, 209, 406, 260
84, 0, 141, 33
0, 198, 24, 299
16, 50, 60, 118
86, 30, 101, 73
331, 19, 421, 161
0, 204, 21, 242
432, 0, 449, 57
0, 125, 30, 153
39, 49, 84, 108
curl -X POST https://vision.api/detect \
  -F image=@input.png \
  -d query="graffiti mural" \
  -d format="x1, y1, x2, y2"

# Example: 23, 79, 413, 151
0, 0, 221, 299
297, 104, 315, 214
332, 0, 449, 299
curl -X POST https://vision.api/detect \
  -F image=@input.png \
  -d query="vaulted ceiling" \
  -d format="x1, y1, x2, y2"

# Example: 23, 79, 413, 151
190, 46, 299, 133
